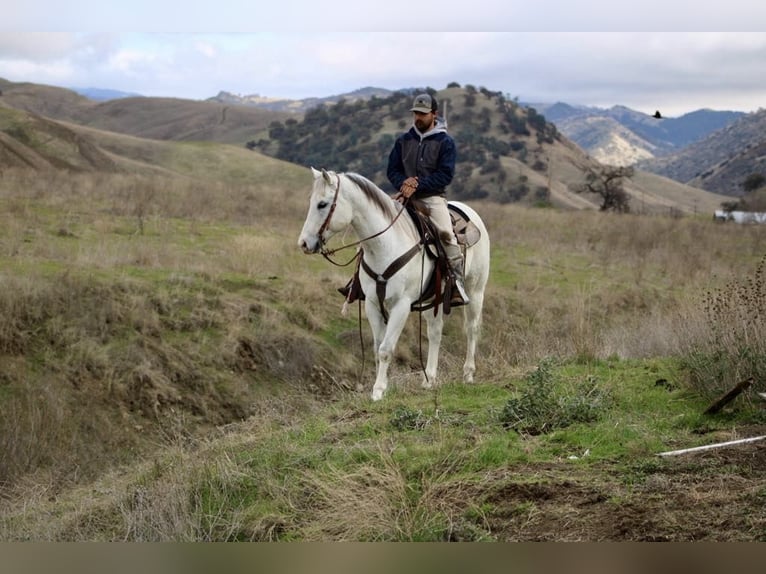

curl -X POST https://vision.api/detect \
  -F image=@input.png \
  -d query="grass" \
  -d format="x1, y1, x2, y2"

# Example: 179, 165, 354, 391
2, 356, 744, 541
2, 165, 766, 540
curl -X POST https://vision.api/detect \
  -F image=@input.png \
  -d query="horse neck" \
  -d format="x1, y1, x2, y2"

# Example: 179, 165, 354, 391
346, 187, 418, 264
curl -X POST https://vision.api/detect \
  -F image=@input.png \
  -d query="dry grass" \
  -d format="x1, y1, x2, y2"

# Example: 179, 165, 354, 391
2, 165, 766, 540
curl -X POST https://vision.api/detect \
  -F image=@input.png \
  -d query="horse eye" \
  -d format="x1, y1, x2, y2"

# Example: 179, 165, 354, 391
317, 201, 328, 210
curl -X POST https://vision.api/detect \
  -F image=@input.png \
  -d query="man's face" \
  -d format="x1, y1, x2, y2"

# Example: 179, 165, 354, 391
413, 111, 434, 132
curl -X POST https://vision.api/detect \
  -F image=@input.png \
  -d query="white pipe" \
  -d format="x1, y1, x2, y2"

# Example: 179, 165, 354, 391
658, 435, 766, 457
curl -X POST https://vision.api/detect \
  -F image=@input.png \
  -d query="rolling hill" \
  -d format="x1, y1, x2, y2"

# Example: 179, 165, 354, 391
0, 77, 294, 147
0, 96, 307, 187
0, 77, 730, 215
530, 102, 744, 167
637, 108, 766, 196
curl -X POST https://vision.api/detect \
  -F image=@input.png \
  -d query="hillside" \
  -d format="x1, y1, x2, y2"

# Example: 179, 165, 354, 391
638, 109, 766, 196
253, 85, 729, 214
3, 167, 766, 541
4, 80, 766, 543
0, 99, 308, 188
0, 78, 294, 147
0, 78, 730, 215
206, 86, 395, 112
531, 102, 744, 167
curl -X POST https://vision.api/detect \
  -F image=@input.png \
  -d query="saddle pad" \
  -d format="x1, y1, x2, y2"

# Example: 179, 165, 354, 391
449, 204, 481, 248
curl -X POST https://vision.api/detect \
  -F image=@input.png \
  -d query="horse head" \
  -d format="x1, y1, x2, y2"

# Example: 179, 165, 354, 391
298, 167, 351, 254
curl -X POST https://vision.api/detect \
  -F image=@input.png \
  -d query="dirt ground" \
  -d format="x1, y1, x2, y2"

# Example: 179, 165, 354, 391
475, 426, 766, 541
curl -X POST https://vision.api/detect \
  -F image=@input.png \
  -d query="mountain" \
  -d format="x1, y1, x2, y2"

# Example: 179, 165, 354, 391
0, 77, 730, 215
637, 109, 766, 196
70, 87, 144, 101
218, 89, 747, 186
206, 86, 395, 113
248, 85, 728, 214
0, 78, 294, 146
529, 102, 744, 167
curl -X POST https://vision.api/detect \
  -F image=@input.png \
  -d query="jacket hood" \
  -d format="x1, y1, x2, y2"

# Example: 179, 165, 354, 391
414, 117, 448, 140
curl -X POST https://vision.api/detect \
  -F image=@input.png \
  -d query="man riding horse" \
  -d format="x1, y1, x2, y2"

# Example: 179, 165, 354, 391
387, 93, 469, 306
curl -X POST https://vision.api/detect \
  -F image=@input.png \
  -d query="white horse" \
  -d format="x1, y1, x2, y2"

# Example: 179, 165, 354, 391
298, 168, 490, 401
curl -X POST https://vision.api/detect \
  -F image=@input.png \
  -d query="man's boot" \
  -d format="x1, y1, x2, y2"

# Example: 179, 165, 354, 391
447, 250, 470, 306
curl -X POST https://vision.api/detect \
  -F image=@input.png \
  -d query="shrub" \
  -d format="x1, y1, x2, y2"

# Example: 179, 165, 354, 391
680, 255, 766, 402
499, 358, 610, 435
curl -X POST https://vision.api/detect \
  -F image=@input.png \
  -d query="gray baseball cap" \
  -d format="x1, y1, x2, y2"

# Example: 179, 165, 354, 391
410, 93, 437, 113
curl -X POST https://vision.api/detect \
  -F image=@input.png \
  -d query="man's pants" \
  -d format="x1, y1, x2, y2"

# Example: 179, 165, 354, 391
420, 196, 461, 261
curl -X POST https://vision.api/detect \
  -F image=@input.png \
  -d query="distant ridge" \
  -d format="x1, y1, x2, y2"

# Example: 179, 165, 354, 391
0, 77, 736, 212
70, 87, 144, 101
638, 108, 766, 196
206, 86, 395, 113
528, 101, 744, 166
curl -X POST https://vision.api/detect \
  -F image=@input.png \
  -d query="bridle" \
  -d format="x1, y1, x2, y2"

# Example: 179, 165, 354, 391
316, 173, 341, 251
317, 172, 409, 267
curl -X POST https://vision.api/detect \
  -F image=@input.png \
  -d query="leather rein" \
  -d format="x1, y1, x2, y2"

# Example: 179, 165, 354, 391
318, 173, 411, 268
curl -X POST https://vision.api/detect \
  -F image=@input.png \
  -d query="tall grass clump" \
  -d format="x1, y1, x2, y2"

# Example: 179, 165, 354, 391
679, 254, 766, 402
499, 357, 611, 435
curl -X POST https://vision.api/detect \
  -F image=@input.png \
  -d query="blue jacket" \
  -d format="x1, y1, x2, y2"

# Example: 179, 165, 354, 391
387, 119, 456, 198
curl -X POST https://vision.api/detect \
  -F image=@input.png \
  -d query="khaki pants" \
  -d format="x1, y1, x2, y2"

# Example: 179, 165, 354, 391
421, 196, 460, 259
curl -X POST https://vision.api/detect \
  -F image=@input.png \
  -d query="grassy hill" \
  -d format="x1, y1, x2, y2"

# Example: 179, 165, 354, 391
2, 79, 766, 541
0, 78, 293, 148
0, 78, 730, 215
2, 156, 766, 539
248, 85, 731, 215
0, 98, 304, 187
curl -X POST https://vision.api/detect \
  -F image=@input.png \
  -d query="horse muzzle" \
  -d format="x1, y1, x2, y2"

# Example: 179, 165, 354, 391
298, 236, 321, 254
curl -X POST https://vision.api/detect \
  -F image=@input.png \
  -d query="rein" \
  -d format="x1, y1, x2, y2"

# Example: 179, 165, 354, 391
319, 173, 410, 267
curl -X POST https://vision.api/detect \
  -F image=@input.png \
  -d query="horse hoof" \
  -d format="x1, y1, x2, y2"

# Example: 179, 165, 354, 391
371, 389, 384, 401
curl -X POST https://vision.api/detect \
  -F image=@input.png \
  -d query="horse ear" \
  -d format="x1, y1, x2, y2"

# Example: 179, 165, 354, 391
321, 169, 333, 185
311, 167, 321, 179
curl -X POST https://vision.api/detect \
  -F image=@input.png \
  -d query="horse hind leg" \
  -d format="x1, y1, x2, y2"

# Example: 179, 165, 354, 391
462, 290, 485, 384
422, 312, 444, 389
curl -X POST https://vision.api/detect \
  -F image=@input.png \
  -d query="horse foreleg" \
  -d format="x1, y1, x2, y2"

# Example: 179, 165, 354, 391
370, 302, 410, 401
365, 303, 386, 393
422, 312, 444, 389
462, 291, 485, 384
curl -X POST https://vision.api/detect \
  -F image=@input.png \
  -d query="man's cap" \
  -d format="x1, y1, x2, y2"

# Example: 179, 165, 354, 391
410, 93, 438, 113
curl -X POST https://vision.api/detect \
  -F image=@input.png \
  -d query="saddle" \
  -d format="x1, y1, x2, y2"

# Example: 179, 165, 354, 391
338, 200, 482, 317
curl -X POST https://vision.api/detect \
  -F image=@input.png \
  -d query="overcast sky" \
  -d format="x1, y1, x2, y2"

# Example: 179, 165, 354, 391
2, 2, 766, 117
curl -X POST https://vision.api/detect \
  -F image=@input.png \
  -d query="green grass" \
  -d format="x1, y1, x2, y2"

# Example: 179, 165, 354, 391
3, 165, 766, 540
111, 354, 745, 541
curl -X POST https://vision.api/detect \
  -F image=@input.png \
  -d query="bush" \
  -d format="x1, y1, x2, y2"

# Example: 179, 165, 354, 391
499, 358, 610, 435
680, 255, 766, 402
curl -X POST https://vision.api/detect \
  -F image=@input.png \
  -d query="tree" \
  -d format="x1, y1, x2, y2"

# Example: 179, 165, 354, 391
576, 166, 634, 212
743, 173, 766, 193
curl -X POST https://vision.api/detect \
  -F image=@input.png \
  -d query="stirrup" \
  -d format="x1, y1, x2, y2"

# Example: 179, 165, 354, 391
450, 280, 470, 306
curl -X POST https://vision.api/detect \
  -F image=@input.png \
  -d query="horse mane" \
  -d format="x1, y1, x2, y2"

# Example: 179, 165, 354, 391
343, 172, 398, 218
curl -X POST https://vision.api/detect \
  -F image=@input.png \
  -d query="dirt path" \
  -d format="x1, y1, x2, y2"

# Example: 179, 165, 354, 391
479, 437, 766, 541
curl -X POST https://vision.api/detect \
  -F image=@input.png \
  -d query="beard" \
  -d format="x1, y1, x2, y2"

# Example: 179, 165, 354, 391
415, 118, 431, 132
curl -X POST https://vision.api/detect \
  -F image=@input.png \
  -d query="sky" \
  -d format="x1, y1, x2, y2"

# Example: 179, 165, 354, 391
2, 2, 766, 118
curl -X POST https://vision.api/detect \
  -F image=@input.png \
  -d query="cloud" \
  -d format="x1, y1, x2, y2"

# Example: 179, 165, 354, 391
5, 0, 766, 32
1, 32, 765, 115
0, 32, 79, 60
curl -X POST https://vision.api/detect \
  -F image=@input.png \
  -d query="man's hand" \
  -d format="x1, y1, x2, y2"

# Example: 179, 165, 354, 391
394, 177, 418, 203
